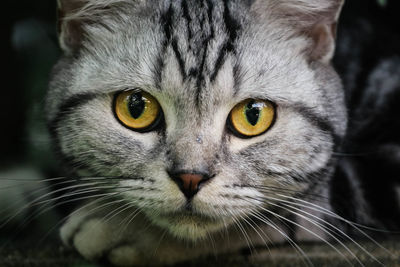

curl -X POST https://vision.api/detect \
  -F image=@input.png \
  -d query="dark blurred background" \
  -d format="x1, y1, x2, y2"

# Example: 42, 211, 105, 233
3, 0, 59, 171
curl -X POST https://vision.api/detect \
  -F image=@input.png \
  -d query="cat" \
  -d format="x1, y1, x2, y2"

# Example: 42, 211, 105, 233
41, 0, 399, 265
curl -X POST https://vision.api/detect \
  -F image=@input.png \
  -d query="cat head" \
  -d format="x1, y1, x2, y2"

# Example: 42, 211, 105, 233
48, 0, 346, 241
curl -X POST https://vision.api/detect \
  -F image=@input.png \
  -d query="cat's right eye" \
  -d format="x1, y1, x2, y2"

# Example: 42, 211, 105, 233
114, 90, 163, 132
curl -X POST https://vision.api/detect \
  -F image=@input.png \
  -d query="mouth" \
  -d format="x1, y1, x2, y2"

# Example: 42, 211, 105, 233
160, 200, 219, 222
162, 209, 217, 224
151, 208, 224, 241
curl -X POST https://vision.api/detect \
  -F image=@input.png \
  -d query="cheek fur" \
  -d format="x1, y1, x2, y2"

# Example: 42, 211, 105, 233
228, 107, 333, 181
58, 96, 162, 175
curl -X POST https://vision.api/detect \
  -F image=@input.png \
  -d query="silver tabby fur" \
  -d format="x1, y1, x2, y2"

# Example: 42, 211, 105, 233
47, 0, 347, 265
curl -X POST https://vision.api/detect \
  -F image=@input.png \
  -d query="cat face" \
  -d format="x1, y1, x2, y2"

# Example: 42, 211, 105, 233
48, 0, 346, 241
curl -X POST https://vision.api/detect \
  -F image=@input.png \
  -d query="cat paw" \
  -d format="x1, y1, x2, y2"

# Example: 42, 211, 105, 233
60, 207, 200, 266
61, 215, 146, 266
61, 217, 116, 260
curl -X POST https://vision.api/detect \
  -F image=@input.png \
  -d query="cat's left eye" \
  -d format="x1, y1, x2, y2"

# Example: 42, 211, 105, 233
114, 90, 163, 132
228, 99, 275, 138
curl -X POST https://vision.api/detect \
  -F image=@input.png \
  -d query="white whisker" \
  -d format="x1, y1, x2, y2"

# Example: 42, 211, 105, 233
246, 197, 353, 265
251, 210, 313, 267
277, 194, 394, 256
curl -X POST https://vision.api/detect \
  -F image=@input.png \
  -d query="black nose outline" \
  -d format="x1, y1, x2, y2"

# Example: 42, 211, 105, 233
168, 171, 213, 199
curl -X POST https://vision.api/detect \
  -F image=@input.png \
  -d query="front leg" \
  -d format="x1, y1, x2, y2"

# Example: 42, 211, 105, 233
60, 200, 310, 266
60, 201, 209, 266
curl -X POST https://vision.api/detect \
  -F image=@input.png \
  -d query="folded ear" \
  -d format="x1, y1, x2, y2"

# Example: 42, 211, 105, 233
57, 0, 131, 55
57, 0, 88, 54
253, 0, 344, 63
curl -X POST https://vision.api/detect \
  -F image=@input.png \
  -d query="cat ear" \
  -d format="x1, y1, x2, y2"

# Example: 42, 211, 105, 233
57, 0, 131, 54
253, 0, 344, 63
284, 0, 344, 63
57, 0, 89, 54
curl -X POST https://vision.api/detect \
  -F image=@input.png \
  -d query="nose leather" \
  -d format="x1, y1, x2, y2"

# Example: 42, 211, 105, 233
170, 172, 210, 199
180, 174, 203, 193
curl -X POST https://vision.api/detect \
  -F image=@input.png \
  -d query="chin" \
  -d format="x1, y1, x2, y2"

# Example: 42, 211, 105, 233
149, 211, 228, 241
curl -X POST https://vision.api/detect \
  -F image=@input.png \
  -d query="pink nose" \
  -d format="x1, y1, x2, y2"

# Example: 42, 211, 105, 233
179, 173, 203, 192
170, 172, 210, 199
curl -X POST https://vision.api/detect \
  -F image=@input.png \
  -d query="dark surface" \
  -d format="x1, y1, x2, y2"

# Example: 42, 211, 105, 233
1, 239, 400, 267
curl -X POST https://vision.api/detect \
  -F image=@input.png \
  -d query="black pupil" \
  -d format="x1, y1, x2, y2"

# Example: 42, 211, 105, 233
245, 101, 261, 126
128, 92, 145, 119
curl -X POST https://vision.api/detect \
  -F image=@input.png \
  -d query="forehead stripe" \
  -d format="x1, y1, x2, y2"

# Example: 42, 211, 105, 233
160, 3, 187, 80
210, 0, 242, 82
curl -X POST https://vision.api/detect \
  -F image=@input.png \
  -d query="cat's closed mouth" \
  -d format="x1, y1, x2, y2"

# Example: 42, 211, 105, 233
161, 209, 218, 224
153, 209, 224, 241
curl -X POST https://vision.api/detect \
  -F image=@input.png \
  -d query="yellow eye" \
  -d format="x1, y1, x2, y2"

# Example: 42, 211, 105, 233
114, 90, 162, 132
229, 99, 275, 137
